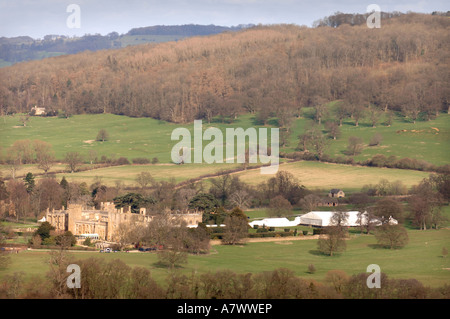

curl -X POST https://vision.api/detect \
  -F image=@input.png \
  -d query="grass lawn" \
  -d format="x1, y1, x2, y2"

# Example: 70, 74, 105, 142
286, 106, 450, 167
0, 113, 275, 164
1, 159, 429, 191
2, 229, 449, 288
1, 111, 448, 166
235, 160, 430, 192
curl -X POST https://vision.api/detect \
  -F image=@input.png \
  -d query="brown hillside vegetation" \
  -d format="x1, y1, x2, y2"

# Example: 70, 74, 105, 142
0, 13, 449, 123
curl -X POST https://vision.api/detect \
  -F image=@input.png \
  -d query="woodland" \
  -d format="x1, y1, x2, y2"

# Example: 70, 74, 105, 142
0, 13, 448, 125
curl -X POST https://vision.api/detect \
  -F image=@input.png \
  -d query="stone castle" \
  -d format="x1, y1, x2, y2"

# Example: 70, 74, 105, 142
45, 202, 202, 242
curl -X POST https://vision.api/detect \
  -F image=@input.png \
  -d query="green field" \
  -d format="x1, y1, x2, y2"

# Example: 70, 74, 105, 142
287, 107, 450, 166
1, 229, 449, 288
1, 112, 449, 166
1, 112, 444, 192
235, 160, 431, 192
0, 160, 430, 192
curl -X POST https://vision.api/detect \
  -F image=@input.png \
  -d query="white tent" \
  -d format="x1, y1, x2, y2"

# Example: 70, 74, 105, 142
299, 211, 397, 227
248, 217, 301, 228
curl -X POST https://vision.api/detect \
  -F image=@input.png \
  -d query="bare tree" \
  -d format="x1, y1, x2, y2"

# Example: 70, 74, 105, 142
268, 195, 292, 217
7, 179, 30, 221
375, 224, 409, 249
331, 208, 349, 227
135, 171, 155, 189
64, 151, 83, 173
317, 226, 347, 256
96, 129, 109, 142
222, 215, 248, 246
325, 121, 341, 140
229, 189, 251, 209
34, 140, 55, 175
346, 136, 364, 156
298, 194, 321, 212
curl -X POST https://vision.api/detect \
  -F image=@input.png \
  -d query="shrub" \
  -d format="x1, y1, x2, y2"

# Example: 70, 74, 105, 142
83, 238, 92, 246
132, 157, 150, 164
42, 237, 56, 246
308, 264, 316, 274
100, 155, 111, 163
369, 133, 383, 146
313, 228, 323, 235
303, 230, 309, 236
369, 154, 387, 167
151, 157, 159, 164
115, 157, 130, 165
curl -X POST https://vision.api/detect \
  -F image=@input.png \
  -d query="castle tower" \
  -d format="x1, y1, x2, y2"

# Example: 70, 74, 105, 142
67, 203, 83, 236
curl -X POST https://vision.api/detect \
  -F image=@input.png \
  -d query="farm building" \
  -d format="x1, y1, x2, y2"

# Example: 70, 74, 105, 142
329, 189, 345, 198
320, 197, 339, 207
30, 105, 46, 115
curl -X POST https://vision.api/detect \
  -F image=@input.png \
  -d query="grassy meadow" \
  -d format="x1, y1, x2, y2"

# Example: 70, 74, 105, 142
1, 111, 449, 166
1, 228, 449, 288
287, 105, 450, 167
0, 111, 448, 191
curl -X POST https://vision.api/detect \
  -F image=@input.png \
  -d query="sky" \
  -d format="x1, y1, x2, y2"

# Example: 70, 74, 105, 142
0, 0, 448, 39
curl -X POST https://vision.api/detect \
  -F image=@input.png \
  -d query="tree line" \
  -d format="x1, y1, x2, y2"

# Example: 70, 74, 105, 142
0, 13, 448, 124
0, 258, 448, 299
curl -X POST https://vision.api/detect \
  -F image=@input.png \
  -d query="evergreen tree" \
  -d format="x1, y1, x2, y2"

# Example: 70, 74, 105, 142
24, 172, 35, 194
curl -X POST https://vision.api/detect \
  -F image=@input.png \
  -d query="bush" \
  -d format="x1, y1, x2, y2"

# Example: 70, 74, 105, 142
313, 228, 323, 235
83, 238, 92, 246
369, 154, 387, 167
132, 157, 150, 164
42, 237, 56, 246
115, 157, 130, 165
308, 264, 316, 274
151, 157, 159, 164
100, 155, 111, 164
302, 230, 309, 236
369, 133, 383, 146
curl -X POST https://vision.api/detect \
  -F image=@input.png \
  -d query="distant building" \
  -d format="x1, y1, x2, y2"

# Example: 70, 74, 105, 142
31, 106, 46, 116
328, 189, 345, 198
45, 202, 202, 242
320, 197, 339, 207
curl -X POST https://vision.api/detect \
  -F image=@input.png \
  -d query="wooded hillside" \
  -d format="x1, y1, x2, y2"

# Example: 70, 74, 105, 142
0, 13, 448, 124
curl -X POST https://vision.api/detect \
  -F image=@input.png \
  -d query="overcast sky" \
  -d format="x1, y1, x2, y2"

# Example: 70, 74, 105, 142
0, 0, 448, 39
